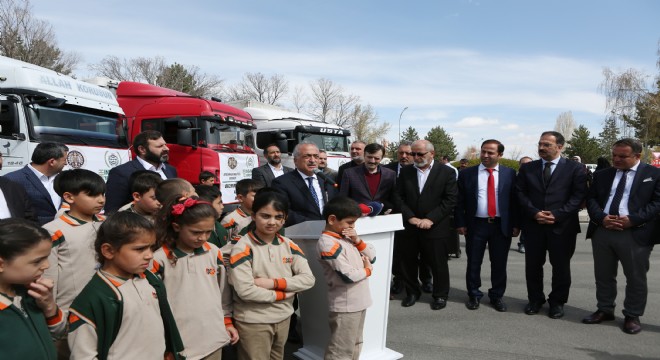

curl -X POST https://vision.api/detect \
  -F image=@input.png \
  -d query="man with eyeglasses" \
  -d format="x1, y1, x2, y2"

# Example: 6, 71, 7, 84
515, 131, 587, 319
272, 143, 335, 227
583, 138, 660, 334
336, 141, 366, 190
397, 140, 457, 310
0, 152, 37, 220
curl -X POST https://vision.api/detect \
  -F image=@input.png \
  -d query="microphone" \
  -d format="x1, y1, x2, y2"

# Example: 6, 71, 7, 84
359, 202, 384, 217
313, 168, 338, 188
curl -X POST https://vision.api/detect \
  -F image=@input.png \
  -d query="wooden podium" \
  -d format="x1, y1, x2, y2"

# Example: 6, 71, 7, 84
286, 214, 404, 360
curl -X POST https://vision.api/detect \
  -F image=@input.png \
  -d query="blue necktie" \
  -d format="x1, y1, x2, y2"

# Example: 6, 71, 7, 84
307, 177, 320, 210
609, 170, 629, 216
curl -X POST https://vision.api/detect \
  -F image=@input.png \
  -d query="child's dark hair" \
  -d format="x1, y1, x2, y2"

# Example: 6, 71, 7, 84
199, 171, 217, 183
95, 212, 155, 265
54, 169, 106, 197
236, 178, 264, 197
194, 184, 222, 203
247, 188, 289, 232
129, 170, 163, 195
156, 178, 193, 204
323, 196, 362, 221
156, 196, 217, 248
0, 218, 50, 262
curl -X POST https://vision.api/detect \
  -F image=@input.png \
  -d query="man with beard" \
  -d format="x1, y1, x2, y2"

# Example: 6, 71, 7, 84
4, 142, 68, 224
516, 131, 587, 319
336, 140, 366, 190
105, 130, 177, 213
252, 143, 293, 186
397, 140, 457, 310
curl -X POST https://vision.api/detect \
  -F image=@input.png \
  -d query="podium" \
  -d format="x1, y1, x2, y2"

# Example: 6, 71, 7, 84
286, 214, 404, 360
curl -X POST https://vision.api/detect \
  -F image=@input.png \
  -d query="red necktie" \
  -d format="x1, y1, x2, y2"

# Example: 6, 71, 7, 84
487, 168, 496, 218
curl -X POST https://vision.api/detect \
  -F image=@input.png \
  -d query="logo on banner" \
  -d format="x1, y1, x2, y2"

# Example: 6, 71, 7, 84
247, 157, 255, 168
227, 156, 238, 169
67, 150, 85, 169
105, 151, 121, 168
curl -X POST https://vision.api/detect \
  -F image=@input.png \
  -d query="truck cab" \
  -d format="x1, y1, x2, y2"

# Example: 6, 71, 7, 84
110, 82, 258, 204
0, 56, 130, 179
229, 100, 351, 170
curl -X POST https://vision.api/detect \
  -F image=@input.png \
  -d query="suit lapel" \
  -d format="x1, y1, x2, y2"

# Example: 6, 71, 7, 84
23, 168, 56, 210
293, 173, 321, 211
420, 164, 440, 194
630, 163, 648, 196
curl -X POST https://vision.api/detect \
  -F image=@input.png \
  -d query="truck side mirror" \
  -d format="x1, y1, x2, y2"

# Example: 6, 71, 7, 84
177, 128, 193, 147
275, 132, 288, 154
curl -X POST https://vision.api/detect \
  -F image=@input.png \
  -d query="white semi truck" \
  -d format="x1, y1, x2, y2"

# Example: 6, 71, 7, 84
0, 56, 130, 179
228, 100, 351, 170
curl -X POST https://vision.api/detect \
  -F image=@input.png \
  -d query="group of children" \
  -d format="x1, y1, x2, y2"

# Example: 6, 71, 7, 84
0, 169, 377, 360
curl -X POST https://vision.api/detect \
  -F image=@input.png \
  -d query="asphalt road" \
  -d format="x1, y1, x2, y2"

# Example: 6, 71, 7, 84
385, 223, 660, 360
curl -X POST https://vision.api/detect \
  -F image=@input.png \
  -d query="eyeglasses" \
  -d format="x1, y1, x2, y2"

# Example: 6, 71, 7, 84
410, 152, 428, 157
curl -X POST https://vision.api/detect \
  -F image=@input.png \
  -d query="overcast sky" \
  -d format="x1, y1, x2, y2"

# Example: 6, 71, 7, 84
35, 0, 660, 160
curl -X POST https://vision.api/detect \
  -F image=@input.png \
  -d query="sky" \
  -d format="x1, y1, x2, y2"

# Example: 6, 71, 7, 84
34, 0, 660, 160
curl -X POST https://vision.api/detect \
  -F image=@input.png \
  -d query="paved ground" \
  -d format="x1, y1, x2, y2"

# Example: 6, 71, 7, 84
385, 222, 660, 360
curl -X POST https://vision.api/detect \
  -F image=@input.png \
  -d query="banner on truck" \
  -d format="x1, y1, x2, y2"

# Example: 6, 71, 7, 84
219, 153, 258, 203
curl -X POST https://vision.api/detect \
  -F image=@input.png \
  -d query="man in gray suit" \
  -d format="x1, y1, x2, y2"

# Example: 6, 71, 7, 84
252, 143, 293, 186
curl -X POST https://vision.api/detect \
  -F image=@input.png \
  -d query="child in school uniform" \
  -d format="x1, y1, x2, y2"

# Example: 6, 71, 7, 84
221, 178, 263, 243
199, 170, 218, 186
0, 219, 66, 360
152, 196, 239, 360
229, 190, 315, 360
67, 212, 185, 359
317, 196, 376, 360
194, 185, 228, 248
119, 170, 163, 221
155, 178, 198, 206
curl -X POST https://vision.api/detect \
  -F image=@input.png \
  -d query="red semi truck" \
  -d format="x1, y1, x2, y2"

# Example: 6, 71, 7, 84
92, 80, 258, 204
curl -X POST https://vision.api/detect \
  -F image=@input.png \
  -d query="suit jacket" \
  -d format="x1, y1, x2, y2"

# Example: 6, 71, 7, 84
105, 158, 177, 214
251, 164, 293, 187
586, 163, 660, 246
336, 160, 360, 190
454, 165, 519, 237
397, 162, 457, 239
515, 157, 587, 235
339, 164, 399, 212
0, 176, 36, 221
272, 170, 333, 227
4, 166, 57, 224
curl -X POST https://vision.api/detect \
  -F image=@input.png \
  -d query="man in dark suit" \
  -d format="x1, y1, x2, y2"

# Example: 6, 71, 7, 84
339, 143, 398, 213
4, 142, 69, 224
336, 140, 365, 189
0, 153, 36, 221
516, 131, 587, 319
455, 139, 519, 312
105, 130, 177, 213
397, 140, 457, 310
272, 143, 334, 227
251, 144, 293, 186
582, 138, 660, 334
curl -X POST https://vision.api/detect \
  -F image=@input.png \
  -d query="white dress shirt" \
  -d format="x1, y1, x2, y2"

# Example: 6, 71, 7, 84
0, 188, 11, 219
268, 163, 285, 178
541, 157, 559, 176
27, 164, 61, 210
415, 160, 434, 194
136, 156, 167, 180
297, 170, 324, 213
476, 164, 500, 218
604, 161, 639, 217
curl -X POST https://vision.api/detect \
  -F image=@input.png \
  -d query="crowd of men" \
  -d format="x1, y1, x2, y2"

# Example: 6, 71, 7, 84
1, 129, 658, 336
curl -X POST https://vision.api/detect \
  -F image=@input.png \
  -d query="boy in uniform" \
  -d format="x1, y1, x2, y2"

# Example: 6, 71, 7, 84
316, 196, 376, 360
221, 179, 263, 243
195, 184, 228, 248
41, 169, 107, 358
119, 170, 162, 221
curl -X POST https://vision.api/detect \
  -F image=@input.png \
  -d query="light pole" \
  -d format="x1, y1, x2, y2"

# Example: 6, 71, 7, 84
398, 106, 408, 142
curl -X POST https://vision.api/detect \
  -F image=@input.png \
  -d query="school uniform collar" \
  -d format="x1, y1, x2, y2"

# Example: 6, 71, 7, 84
59, 212, 105, 226
322, 230, 343, 239
248, 231, 282, 246
163, 241, 212, 259
0, 291, 14, 311
236, 208, 250, 218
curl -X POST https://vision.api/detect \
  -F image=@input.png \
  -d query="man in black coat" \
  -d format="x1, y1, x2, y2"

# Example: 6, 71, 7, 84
105, 130, 177, 213
397, 140, 457, 310
0, 153, 36, 221
516, 131, 587, 319
582, 138, 660, 334
336, 140, 365, 189
251, 144, 293, 186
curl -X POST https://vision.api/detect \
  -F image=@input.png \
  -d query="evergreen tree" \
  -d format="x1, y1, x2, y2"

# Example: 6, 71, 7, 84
566, 125, 601, 163
424, 126, 457, 160
401, 126, 419, 143
598, 116, 620, 157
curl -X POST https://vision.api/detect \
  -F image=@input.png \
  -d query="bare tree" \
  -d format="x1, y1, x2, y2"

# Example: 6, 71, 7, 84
89, 55, 224, 97
461, 145, 479, 160
290, 85, 307, 113
0, 0, 80, 74
554, 111, 576, 141
349, 104, 390, 143
226, 72, 288, 105
332, 93, 360, 128
308, 78, 341, 122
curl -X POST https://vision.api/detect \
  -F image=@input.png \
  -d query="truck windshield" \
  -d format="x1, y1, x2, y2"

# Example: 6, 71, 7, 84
298, 133, 349, 152
26, 104, 127, 148
202, 119, 247, 149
